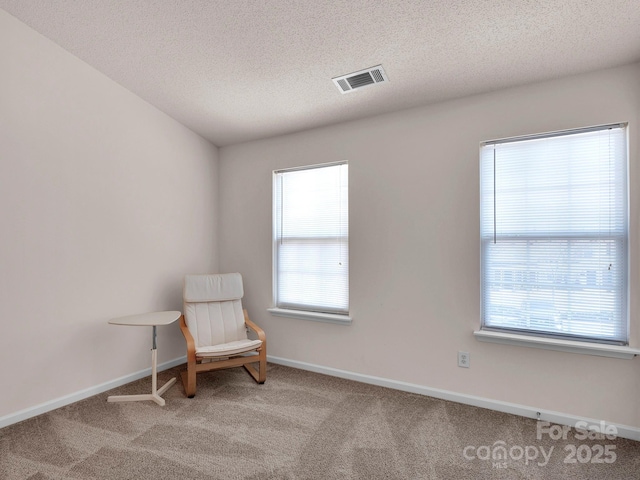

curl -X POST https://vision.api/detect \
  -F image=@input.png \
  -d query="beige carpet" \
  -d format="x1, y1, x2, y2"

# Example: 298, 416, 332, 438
1, 363, 638, 479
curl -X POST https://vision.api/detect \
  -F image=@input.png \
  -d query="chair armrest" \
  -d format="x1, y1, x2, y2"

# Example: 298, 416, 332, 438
244, 310, 266, 342
179, 315, 197, 362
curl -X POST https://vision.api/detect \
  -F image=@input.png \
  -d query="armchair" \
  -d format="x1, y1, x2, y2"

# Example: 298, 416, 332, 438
179, 273, 266, 397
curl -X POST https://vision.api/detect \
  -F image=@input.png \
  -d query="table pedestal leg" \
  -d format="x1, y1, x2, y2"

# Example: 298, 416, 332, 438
108, 327, 176, 406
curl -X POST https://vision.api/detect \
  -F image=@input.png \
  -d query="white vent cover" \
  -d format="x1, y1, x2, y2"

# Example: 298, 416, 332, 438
332, 65, 388, 94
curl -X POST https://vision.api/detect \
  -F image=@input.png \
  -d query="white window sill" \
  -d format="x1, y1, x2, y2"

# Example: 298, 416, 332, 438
473, 330, 640, 359
267, 308, 352, 325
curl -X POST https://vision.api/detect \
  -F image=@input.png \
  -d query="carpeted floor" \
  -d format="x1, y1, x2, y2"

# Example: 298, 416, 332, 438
1, 363, 639, 479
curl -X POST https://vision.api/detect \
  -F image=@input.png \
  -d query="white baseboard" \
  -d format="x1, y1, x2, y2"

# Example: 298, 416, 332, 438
267, 355, 640, 442
0, 356, 186, 430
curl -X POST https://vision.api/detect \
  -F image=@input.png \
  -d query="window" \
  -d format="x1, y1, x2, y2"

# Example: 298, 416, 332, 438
271, 162, 349, 321
480, 124, 628, 345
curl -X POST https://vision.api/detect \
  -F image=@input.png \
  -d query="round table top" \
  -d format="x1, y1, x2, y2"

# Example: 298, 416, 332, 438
108, 310, 181, 326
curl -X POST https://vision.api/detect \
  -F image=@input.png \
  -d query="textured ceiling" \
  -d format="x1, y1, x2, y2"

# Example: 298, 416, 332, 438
2, 1, 640, 146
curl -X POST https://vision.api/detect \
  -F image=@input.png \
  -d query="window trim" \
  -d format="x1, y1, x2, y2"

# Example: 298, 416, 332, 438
482, 122, 627, 147
267, 307, 352, 325
473, 329, 640, 359
271, 161, 350, 322
478, 123, 630, 351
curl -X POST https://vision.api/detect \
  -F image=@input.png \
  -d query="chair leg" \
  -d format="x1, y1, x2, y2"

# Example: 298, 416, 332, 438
244, 349, 266, 384
257, 347, 266, 383
181, 364, 197, 398
244, 364, 260, 383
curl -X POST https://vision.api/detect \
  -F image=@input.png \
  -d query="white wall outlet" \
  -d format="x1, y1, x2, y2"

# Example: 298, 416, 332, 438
458, 351, 470, 368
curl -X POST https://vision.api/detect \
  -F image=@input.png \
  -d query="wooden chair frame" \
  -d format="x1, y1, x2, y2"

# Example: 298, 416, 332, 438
179, 310, 266, 398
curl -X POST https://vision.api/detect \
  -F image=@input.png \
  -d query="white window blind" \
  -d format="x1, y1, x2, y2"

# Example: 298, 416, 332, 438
480, 124, 628, 345
273, 162, 348, 314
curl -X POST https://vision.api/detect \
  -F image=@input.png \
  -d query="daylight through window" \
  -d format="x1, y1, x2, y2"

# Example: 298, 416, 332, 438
480, 124, 628, 344
273, 162, 349, 315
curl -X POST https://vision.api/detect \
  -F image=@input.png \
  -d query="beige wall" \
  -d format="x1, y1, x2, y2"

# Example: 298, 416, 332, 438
219, 62, 640, 428
0, 11, 218, 418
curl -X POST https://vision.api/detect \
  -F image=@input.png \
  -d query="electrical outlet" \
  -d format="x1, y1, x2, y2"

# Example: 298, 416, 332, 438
458, 351, 470, 368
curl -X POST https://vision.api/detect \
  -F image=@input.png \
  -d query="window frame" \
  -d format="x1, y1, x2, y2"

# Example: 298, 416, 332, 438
269, 161, 351, 325
475, 123, 638, 358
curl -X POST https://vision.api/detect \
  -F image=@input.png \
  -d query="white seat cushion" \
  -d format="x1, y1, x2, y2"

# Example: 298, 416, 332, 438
195, 339, 262, 357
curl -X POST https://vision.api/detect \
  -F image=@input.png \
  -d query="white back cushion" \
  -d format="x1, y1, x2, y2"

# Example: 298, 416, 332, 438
184, 299, 247, 348
184, 272, 244, 302
183, 274, 247, 347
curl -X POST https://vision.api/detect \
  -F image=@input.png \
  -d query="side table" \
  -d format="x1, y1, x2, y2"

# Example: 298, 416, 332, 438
107, 310, 181, 406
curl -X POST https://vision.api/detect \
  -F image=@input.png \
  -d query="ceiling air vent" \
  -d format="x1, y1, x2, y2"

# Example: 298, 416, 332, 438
332, 65, 388, 94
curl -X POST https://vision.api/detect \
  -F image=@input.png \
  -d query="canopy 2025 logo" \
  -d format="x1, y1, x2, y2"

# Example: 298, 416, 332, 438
462, 420, 618, 469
